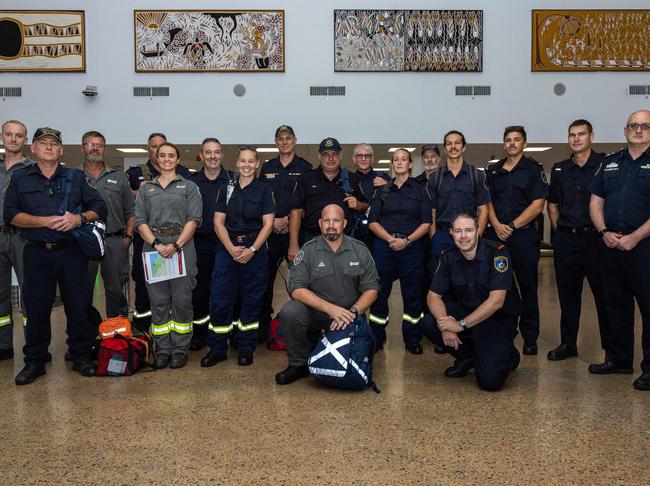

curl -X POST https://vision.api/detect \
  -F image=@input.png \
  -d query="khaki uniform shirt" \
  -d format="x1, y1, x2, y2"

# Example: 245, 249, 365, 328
135, 175, 202, 229
82, 165, 135, 234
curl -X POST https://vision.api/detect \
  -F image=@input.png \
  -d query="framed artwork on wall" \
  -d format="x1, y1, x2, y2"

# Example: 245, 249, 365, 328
134, 10, 285, 72
532, 9, 650, 71
334, 9, 483, 72
0, 10, 85, 72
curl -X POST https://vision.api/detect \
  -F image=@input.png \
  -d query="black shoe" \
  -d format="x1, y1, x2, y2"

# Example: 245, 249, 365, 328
511, 347, 521, 371
0, 348, 13, 361
588, 360, 633, 374
633, 373, 650, 391
433, 344, 447, 354
155, 354, 171, 369
405, 342, 423, 355
275, 365, 310, 385
238, 353, 253, 366
444, 358, 474, 378
45, 352, 52, 363
547, 343, 577, 361
374, 341, 385, 354
189, 340, 206, 352
169, 353, 188, 369
200, 350, 227, 368
523, 342, 538, 356
72, 359, 96, 377
15, 362, 46, 385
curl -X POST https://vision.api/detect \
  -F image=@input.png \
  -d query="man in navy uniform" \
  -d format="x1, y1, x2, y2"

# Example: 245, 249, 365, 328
546, 119, 609, 361
258, 126, 311, 340
288, 137, 367, 262
423, 213, 521, 391
588, 109, 650, 391
125, 133, 192, 331
485, 126, 548, 356
4, 127, 107, 385
415, 144, 440, 184
189, 138, 232, 350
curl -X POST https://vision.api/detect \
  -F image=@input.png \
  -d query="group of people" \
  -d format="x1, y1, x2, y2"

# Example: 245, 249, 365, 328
0, 109, 649, 392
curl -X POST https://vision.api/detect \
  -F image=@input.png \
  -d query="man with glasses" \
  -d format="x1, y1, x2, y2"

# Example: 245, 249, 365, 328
588, 109, 650, 391
125, 133, 192, 332
546, 120, 609, 362
258, 126, 311, 342
4, 127, 107, 384
288, 137, 367, 262
485, 125, 548, 356
415, 144, 440, 184
81, 130, 134, 319
0, 120, 33, 361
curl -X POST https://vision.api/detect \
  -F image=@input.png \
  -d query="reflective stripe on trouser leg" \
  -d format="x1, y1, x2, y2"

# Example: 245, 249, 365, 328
151, 321, 172, 336
368, 313, 389, 325
133, 310, 152, 319
208, 244, 237, 354
0, 314, 12, 350
402, 312, 424, 324
193, 315, 210, 325
236, 249, 268, 354
209, 323, 233, 334
0, 314, 11, 327
237, 321, 259, 331
170, 321, 193, 334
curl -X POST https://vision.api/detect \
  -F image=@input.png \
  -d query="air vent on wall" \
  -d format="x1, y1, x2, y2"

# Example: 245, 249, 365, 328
456, 86, 491, 96
133, 86, 170, 97
0, 87, 22, 97
310, 86, 346, 96
629, 85, 649, 95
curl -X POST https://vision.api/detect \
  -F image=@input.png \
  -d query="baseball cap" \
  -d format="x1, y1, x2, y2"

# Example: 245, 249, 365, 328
274, 125, 295, 138
421, 144, 440, 156
33, 127, 62, 143
319, 137, 341, 153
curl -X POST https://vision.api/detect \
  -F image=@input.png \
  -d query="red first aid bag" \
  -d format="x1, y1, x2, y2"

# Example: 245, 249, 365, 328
267, 318, 286, 351
96, 334, 152, 376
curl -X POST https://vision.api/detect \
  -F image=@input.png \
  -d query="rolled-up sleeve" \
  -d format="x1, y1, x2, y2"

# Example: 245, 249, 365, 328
358, 247, 380, 292
134, 187, 150, 227
287, 250, 311, 293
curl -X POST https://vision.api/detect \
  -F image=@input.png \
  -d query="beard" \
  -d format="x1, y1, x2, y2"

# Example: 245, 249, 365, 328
324, 232, 341, 241
84, 154, 105, 164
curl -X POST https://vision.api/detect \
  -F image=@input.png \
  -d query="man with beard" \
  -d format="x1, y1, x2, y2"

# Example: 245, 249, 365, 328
423, 213, 521, 391
81, 131, 135, 318
0, 120, 33, 361
415, 144, 440, 184
275, 204, 379, 385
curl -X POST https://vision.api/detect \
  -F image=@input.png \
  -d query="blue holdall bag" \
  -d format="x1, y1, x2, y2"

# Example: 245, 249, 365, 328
308, 316, 380, 393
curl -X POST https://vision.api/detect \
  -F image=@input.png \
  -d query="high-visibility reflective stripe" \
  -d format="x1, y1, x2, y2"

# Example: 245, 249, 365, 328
171, 321, 192, 334
193, 315, 210, 325
0, 315, 11, 327
101, 327, 128, 337
151, 321, 171, 336
237, 321, 259, 331
208, 323, 233, 334
368, 313, 388, 325
402, 312, 424, 324
231, 319, 241, 327
22, 315, 27, 327
133, 310, 152, 318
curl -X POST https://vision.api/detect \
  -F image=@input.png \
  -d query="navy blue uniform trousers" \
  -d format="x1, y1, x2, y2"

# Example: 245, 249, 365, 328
486, 226, 540, 344
422, 302, 518, 391
598, 238, 650, 373
553, 231, 609, 349
131, 234, 151, 331
23, 243, 95, 364
191, 235, 217, 344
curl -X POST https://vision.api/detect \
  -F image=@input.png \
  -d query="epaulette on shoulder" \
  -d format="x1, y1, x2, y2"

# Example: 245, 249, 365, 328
484, 238, 505, 251
604, 147, 625, 158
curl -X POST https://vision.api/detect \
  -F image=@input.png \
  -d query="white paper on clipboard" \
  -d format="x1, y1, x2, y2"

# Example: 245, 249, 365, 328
142, 250, 186, 284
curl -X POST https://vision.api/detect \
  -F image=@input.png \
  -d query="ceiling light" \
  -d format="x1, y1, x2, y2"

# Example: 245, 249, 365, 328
374, 167, 390, 172
488, 159, 500, 163
256, 147, 279, 153
117, 148, 148, 154
0, 149, 4, 154
388, 147, 416, 152
523, 147, 552, 152
377, 159, 390, 164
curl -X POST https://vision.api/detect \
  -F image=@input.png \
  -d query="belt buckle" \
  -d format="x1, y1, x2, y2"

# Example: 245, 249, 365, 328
44, 242, 55, 251
571, 228, 578, 235
236, 235, 245, 243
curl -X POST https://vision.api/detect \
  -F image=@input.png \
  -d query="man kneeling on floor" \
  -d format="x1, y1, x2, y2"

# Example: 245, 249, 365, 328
423, 213, 521, 391
275, 204, 379, 385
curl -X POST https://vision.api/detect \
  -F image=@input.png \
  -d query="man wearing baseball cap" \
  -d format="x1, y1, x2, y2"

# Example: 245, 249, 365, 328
4, 127, 107, 385
415, 144, 440, 184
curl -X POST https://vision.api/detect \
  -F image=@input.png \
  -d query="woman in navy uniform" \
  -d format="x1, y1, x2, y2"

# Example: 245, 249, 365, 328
367, 148, 432, 354
135, 143, 202, 370
202, 146, 275, 367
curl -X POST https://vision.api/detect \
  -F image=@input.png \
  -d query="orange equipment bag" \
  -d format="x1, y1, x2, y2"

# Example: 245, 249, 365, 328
98, 316, 132, 340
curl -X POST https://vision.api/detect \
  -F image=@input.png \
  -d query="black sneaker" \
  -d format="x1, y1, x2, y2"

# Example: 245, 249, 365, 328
275, 365, 309, 385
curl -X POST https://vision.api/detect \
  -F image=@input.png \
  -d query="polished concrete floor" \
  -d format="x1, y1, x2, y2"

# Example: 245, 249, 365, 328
1, 257, 649, 485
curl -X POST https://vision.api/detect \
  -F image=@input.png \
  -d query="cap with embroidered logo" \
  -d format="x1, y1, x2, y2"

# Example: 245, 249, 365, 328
275, 125, 295, 139
421, 144, 440, 156
319, 137, 341, 153
33, 127, 62, 143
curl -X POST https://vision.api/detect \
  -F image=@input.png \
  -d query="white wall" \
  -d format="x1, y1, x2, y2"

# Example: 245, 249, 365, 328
1, 0, 648, 145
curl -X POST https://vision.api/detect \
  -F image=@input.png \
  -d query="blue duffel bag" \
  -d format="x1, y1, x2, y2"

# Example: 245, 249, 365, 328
308, 316, 379, 393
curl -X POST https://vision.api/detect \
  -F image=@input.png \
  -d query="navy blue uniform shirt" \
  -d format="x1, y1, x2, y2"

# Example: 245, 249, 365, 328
368, 177, 431, 234
431, 238, 520, 316
190, 168, 233, 236
292, 167, 366, 235
588, 148, 650, 233
126, 160, 193, 191
215, 177, 275, 236
548, 151, 604, 228
427, 162, 491, 225
414, 171, 431, 185
4, 164, 107, 242
259, 154, 311, 218
355, 169, 390, 203
485, 156, 549, 224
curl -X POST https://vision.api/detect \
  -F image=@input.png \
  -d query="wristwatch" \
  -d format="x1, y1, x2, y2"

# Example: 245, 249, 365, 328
152, 238, 162, 247
250, 246, 257, 254
350, 306, 359, 317
507, 221, 517, 230
459, 319, 468, 330
79, 214, 88, 225
598, 228, 610, 237
404, 237, 412, 246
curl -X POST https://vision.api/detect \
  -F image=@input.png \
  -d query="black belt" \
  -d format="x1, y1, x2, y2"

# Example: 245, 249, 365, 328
232, 233, 257, 243
152, 226, 182, 236
0, 226, 17, 234
27, 239, 76, 251
557, 225, 596, 236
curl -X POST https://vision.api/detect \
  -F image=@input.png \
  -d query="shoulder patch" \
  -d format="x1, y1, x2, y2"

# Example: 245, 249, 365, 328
494, 256, 508, 273
541, 171, 549, 185
293, 250, 305, 266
